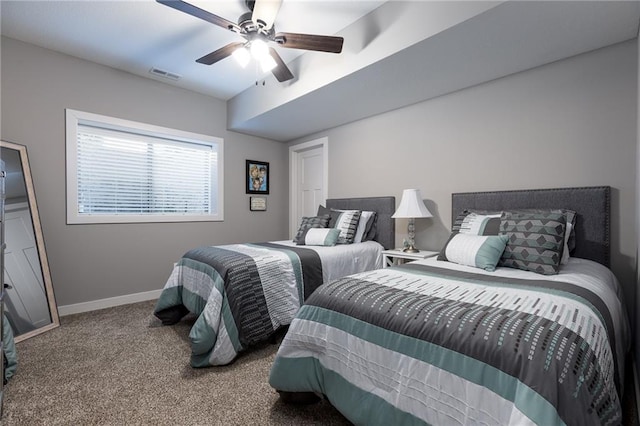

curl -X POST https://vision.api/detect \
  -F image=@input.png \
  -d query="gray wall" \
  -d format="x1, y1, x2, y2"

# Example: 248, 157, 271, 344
291, 40, 638, 316
1, 37, 289, 307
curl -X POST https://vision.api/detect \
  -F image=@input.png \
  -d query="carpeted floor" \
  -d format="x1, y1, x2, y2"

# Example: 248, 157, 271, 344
1, 300, 349, 425
2, 300, 638, 425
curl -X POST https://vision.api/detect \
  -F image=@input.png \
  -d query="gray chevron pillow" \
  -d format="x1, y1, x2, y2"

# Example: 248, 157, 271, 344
499, 211, 567, 275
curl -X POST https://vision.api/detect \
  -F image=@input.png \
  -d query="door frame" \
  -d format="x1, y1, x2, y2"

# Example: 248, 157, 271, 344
289, 137, 329, 238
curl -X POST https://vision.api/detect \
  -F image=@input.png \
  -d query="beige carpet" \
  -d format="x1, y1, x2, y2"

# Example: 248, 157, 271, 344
1, 300, 349, 425
2, 300, 637, 425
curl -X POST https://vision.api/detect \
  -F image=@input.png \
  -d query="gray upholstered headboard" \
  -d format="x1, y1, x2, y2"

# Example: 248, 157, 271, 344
452, 186, 611, 267
326, 196, 396, 250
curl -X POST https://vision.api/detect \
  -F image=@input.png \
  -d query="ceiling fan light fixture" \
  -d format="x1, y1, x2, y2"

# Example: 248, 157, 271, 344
260, 54, 277, 73
250, 39, 270, 61
232, 46, 251, 68
157, 0, 344, 83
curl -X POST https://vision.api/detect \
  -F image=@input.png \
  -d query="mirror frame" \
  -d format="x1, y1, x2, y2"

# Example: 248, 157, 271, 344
1, 140, 59, 342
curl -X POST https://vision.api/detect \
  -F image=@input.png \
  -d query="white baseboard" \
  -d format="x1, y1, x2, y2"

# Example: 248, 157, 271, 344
58, 289, 163, 316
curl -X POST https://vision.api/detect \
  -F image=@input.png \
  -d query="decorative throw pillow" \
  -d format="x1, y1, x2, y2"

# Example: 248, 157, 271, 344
560, 209, 577, 252
513, 208, 576, 260
437, 211, 501, 261
457, 212, 502, 235
451, 210, 502, 234
296, 228, 340, 246
292, 215, 330, 244
353, 211, 376, 243
440, 234, 509, 271
499, 211, 566, 275
362, 213, 378, 242
317, 205, 340, 228
332, 209, 362, 244
450, 208, 576, 263
561, 222, 573, 265
317, 205, 330, 216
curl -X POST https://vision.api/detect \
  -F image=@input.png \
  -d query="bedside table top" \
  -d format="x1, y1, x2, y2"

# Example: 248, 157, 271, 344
382, 249, 439, 260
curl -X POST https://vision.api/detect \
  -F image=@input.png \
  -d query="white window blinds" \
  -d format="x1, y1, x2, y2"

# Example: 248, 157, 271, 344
66, 109, 223, 224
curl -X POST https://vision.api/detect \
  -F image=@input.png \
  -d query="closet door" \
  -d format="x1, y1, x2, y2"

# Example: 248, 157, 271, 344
289, 138, 328, 238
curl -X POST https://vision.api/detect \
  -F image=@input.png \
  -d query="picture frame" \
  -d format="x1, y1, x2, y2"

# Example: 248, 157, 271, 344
246, 160, 269, 194
250, 196, 267, 211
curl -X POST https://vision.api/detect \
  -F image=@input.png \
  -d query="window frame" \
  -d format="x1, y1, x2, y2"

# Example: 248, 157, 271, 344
65, 109, 224, 224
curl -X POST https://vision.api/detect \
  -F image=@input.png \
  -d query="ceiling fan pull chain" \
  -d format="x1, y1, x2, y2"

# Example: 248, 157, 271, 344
253, 61, 266, 87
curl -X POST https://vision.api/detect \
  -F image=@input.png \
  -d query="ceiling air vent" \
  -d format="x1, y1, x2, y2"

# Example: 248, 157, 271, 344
149, 67, 181, 81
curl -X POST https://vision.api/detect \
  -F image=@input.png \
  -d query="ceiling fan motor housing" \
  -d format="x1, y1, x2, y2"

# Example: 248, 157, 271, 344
238, 11, 274, 38
238, 11, 256, 31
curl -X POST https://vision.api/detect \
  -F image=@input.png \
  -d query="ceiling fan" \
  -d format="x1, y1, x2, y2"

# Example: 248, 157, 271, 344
157, 0, 345, 83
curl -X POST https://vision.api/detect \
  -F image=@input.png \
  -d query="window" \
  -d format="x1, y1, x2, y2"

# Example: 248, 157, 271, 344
65, 109, 223, 224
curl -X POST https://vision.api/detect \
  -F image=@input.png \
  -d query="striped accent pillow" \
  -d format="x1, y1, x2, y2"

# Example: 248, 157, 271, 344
351, 211, 376, 243
332, 210, 362, 244
438, 212, 501, 261
458, 212, 502, 235
292, 215, 330, 244
296, 228, 340, 246
440, 233, 509, 271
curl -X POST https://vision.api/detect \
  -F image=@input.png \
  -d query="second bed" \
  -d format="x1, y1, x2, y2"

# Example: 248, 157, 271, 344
154, 196, 395, 367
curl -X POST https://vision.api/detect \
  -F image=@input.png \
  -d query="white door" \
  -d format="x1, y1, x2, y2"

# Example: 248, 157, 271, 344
4, 202, 50, 332
298, 147, 323, 215
289, 138, 328, 238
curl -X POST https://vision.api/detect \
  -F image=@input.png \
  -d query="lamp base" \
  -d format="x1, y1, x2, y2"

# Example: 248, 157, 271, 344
403, 246, 420, 253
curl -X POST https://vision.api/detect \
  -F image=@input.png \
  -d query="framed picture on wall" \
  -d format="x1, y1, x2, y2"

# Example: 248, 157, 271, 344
250, 196, 267, 211
246, 160, 269, 194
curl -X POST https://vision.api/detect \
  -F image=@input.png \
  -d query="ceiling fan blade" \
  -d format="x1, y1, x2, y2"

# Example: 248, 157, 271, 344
156, 0, 240, 33
268, 48, 294, 82
252, 0, 282, 30
274, 32, 344, 53
196, 42, 245, 65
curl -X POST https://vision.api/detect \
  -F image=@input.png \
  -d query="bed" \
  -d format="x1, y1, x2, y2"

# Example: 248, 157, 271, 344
153, 196, 395, 367
268, 186, 631, 425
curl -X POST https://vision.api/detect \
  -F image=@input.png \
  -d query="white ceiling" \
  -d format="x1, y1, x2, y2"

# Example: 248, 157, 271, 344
2, 1, 639, 142
1, 0, 385, 100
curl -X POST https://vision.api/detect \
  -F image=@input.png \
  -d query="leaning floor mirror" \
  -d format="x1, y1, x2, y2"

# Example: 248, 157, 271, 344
1, 140, 59, 342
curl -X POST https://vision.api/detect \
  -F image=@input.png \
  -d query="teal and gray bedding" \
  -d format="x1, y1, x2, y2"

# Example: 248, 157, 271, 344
154, 240, 383, 367
269, 257, 629, 426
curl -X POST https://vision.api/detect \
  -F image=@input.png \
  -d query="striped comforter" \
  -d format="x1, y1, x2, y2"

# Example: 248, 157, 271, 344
154, 242, 323, 367
269, 258, 629, 426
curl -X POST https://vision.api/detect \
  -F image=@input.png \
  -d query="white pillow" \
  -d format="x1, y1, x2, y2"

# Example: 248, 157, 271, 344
561, 222, 572, 265
353, 211, 376, 243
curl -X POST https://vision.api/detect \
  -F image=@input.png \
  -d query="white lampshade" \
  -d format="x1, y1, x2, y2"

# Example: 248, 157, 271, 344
392, 189, 432, 219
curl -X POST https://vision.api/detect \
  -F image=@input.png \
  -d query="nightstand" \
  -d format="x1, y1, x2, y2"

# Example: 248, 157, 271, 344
382, 249, 439, 268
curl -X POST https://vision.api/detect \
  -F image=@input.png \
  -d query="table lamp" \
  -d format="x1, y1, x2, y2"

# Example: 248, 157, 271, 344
392, 189, 432, 253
